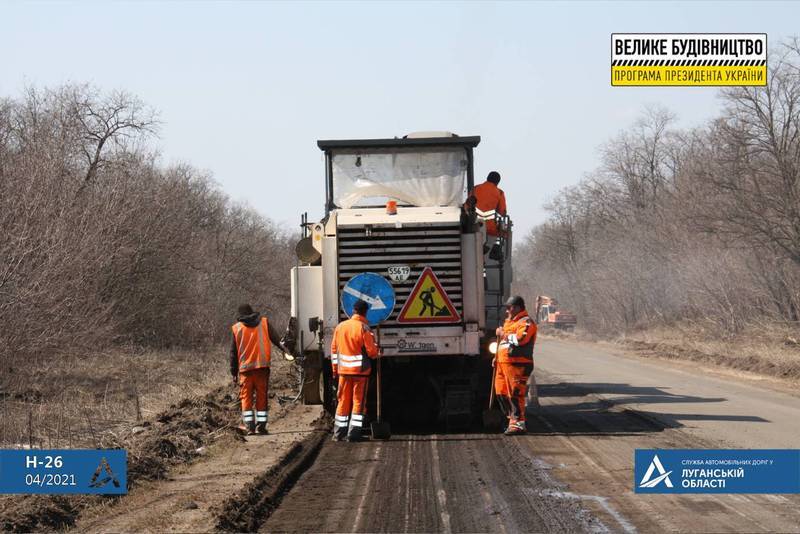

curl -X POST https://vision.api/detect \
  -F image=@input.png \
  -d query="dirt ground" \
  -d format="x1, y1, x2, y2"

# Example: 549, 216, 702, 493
75, 402, 324, 533
0, 349, 305, 532
594, 323, 800, 382
0, 385, 242, 532
0, 345, 233, 450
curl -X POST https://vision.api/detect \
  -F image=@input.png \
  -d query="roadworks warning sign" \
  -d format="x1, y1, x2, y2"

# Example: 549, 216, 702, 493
397, 267, 460, 323
612, 33, 767, 86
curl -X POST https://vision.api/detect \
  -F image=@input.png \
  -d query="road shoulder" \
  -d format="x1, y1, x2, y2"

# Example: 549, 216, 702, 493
75, 402, 323, 533
543, 334, 800, 399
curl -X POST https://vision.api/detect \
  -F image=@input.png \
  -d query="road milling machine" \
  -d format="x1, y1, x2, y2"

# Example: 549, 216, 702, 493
284, 132, 512, 428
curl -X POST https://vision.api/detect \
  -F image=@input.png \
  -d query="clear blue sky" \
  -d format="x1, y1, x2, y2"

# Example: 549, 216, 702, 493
2, 1, 797, 234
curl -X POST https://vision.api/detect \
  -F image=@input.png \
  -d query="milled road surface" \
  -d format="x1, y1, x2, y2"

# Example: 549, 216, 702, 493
261, 339, 800, 533
262, 432, 600, 533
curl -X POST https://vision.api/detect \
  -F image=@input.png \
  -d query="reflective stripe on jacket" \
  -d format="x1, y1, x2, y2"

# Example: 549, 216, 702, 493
497, 310, 537, 364
468, 181, 507, 236
232, 317, 272, 372
330, 314, 379, 376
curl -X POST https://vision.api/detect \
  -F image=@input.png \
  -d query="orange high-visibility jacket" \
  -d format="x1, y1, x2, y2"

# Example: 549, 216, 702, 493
232, 317, 272, 372
330, 314, 379, 376
497, 310, 537, 364
468, 181, 507, 236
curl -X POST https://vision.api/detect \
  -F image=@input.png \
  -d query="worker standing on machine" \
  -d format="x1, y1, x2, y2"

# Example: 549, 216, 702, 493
230, 304, 285, 435
331, 299, 381, 442
467, 170, 507, 237
494, 296, 537, 435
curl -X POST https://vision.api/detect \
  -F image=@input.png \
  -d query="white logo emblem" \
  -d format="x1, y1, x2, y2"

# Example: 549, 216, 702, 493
639, 454, 674, 488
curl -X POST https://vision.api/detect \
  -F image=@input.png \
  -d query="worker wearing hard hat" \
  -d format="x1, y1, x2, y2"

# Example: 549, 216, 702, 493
330, 299, 381, 442
467, 171, 507, 237
230, 304, 285, 435
494, 295, 537, 435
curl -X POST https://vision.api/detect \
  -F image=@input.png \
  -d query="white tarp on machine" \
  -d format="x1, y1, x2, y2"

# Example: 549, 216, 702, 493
331, 147, 468, 208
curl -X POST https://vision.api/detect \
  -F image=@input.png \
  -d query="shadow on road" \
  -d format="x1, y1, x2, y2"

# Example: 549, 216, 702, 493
540, 382, 726, 404
335, 380, 769, 438
527, 381, 768, 435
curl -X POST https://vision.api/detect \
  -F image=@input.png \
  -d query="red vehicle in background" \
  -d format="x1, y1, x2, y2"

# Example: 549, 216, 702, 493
535, 295, 577, 330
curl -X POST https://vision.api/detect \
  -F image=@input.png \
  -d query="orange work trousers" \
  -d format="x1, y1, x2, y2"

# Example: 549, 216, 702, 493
335, 375, 369, 435
239, 368, 270, 425
494, 362, 532, 423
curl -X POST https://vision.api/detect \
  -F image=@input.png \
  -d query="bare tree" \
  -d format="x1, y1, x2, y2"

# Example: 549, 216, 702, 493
694, 46, 800, 265
63, 85, 160, 192
515, 42, 800, 334
0, 84, 292, 368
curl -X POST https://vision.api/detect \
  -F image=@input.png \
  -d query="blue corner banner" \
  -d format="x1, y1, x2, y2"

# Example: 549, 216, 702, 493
0, 449, 127, 495
635, 449, 800, 494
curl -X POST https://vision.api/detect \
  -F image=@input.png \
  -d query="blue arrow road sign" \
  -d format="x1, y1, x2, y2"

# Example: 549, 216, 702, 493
341, 272, 395, 326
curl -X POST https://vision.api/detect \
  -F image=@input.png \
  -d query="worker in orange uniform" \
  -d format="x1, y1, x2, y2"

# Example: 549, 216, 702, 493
230, 304, 285, 435
330, 299, 381, 442
467, 171, 507, 237
494, 295, 537, 435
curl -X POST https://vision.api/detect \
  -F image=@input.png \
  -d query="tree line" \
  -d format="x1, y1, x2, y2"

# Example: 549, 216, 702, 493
516, 41, 800, 335
0, 84, 294, 363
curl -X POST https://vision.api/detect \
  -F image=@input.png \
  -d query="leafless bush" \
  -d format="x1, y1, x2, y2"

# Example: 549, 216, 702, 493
0, 84, 293, 374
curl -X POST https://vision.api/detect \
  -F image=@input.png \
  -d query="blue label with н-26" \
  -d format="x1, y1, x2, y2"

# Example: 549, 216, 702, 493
635, 449, 800, 494
0, 449, 127, 494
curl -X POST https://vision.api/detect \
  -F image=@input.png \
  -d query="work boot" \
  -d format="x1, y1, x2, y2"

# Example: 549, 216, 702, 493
333, 426, 348, 442
256, 422, 268, 435
346, 428, 363, 442
238, 422, 256, 435
504, 421, 526, 436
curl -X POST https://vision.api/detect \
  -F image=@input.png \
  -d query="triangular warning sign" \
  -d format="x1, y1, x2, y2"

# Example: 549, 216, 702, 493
397, 267, 460, 323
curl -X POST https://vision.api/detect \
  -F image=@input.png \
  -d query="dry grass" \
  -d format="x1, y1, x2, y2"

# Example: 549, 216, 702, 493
0, 345, 230, 449
0, 346, 303, 532
614, 322, 800, 381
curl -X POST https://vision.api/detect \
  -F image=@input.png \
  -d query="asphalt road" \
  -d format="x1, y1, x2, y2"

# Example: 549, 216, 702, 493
535, 338, 800, 449
529, 338, 800, 533
261, 338, 800, 533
